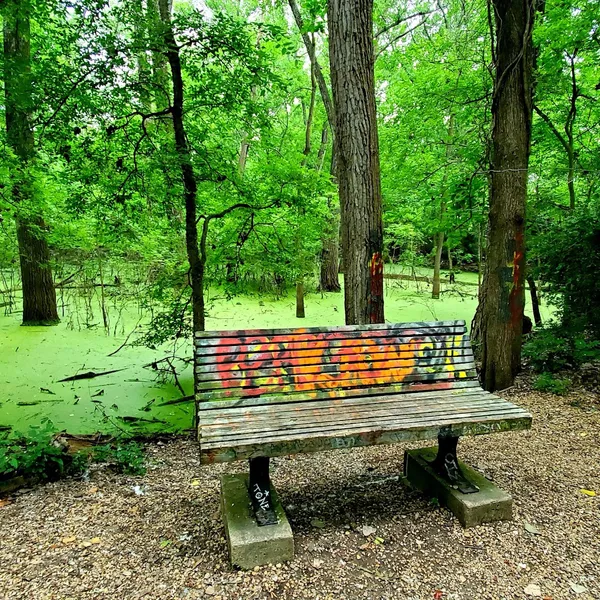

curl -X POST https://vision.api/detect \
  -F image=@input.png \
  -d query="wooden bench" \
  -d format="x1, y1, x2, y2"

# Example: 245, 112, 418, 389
195, 320, 532, 526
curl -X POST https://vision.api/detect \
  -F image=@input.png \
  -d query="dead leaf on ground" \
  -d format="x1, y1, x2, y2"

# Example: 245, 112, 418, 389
0, 499, 12, 508
580, 489, 596, 497
61, 536, 77, 544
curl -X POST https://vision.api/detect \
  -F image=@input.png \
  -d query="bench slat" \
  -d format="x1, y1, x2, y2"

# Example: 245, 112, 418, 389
196, 363, 476, 390
195, 333, 468, 356
197, 379, 483, 408
200, 390, 499, 425
200, 397, 516, 438
195, 326, 466, 348
195, 356, 475, 382
200, 387, 489, 417
200, 413, 532, 463
196, 368, 477, 399
196, 344, 472, 367
195, 320, 466, 339
201, 408, 529, 445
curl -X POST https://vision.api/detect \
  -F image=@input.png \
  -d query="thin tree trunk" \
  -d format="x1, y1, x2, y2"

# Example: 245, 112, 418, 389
296, 281, 305, 318
328, 0, 384, 324
527, 274, 542, 327
158, 0, 204, 332
432, 231, 445, 299
472, 0, 536, 392
4, 0, 59, 325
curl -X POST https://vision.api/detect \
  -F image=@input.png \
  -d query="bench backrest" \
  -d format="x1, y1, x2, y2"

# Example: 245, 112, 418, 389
194, 320, 478, 409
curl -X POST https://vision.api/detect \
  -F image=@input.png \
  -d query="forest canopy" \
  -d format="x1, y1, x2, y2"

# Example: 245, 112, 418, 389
1, 0, 599, 379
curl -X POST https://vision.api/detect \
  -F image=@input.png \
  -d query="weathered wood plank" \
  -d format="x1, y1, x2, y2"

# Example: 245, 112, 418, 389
200, 399, 521, 438
199, 415, 532, 463
195, 344, 473, 367
199, 387, 490, 418
195, 362, 476, 390
195, 320, 466, 339
197, 379, 483, 408
195, 327, 467, 348
199, 391, 498, 427
196, 368, 477, 398
195, 356, 476, 382
200, 411, 528, 450
195, 334, 469, 355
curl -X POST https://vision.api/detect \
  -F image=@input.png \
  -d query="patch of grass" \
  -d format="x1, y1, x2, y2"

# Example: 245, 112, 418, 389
533, 373, 572, 396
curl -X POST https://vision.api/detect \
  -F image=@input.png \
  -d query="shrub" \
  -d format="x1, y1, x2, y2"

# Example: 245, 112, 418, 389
522, 323, 600, 373
531, 206, 600, 336
0, 424, 84, 484
533, 373, 572, 395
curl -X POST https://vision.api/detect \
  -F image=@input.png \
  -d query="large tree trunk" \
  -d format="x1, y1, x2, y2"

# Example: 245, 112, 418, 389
158, 0, 204, 332
4, 0, 59, 325
327, 0, 384, 324
472, 0, 535, 391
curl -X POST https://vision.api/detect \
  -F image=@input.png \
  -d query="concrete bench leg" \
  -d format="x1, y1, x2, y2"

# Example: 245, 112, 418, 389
220, 473, 294, 570
404, 446, 513, 528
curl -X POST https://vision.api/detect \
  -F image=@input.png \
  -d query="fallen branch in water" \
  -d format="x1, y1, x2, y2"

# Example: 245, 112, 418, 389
57, 368, 126, 383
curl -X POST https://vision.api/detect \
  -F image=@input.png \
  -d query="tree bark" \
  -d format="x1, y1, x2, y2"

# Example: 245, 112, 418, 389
472, 0, 536, 391
527, 274, 542, 327
328, 0, 384, 324
158, 0, 204, 332
432, 231, 445, 299
4, 0, 59, 325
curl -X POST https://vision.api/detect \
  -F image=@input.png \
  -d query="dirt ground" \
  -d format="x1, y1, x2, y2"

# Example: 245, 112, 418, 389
1, 383, 599, 600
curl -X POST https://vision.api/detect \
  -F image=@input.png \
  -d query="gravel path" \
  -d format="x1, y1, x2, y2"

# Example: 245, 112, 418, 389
1, 384, 599, 600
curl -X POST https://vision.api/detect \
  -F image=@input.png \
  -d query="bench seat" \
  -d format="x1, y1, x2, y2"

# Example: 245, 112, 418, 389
199, 388, 530, 463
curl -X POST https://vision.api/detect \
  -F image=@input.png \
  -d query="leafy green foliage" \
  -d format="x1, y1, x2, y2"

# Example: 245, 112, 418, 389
533, 373, 572, 396
0, 423, 79, 483
531, 207, 600, 337
523, 323, 600, 373
92, 442, 146, 476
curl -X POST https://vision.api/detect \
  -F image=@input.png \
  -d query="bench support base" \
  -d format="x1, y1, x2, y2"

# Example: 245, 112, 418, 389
249, 456, 278, 526
430, 435, 479, 494
221, 473, 294, 569
404, 447, 513, 528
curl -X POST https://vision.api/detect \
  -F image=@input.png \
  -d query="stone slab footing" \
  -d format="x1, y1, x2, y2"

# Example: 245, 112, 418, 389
404, 447, 513, 528
221, 473, 294, 569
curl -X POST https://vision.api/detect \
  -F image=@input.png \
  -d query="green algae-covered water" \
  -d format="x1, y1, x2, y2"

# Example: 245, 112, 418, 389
1, 274, 483, 437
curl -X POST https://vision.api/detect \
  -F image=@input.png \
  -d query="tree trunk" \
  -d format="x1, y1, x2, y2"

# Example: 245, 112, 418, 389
328, 0, 384, 324
158, 0, 204, 332
472, 0, 535, 392
4, 0, 59, 325
296, 281, 305, 318
527, 274, 542, 327
432, 231, 444, 299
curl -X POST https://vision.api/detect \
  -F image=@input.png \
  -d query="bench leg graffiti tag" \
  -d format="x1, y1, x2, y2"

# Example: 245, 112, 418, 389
249, 456, 278, 526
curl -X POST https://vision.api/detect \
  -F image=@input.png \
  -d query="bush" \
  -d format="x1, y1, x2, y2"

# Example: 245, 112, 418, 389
0, 424, 83, 484
533, 373, 572, 395
532, 206, 600, 336
1, 428, 146, 489
522, 324, 600, 373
